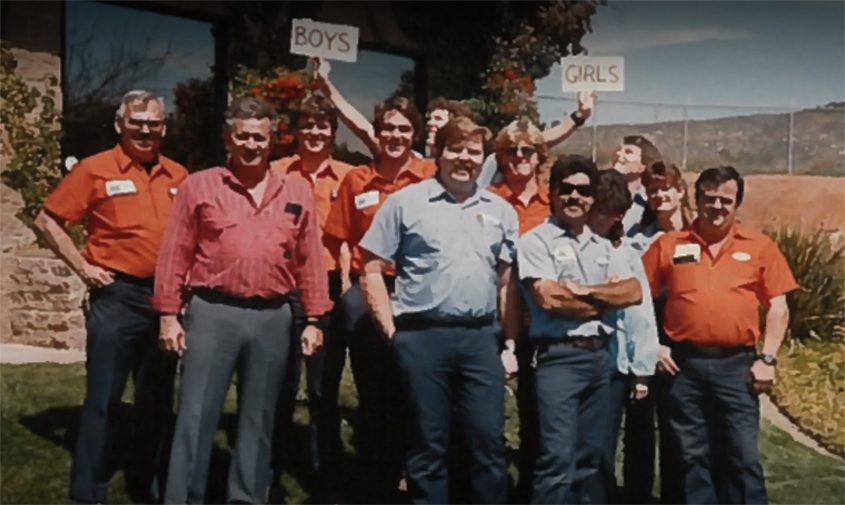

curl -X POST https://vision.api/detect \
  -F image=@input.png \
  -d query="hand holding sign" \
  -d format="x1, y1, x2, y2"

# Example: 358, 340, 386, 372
576, 90, 597, 119
291, 19, 359, 63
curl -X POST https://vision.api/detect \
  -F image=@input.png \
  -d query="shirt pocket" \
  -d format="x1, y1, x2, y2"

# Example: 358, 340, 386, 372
96, 191, 148, 231
727, 260, 760, 293
198, 206, 238, 238
667, 263, 700, 294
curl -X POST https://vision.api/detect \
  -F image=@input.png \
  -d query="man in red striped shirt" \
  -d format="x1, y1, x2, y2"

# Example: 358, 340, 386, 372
153, 96, 332, 504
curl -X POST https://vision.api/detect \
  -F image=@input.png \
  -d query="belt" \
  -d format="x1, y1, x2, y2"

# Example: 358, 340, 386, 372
536, 336, 608, 352
672, 341, 755, 359
112, 271, 154, 288
192, 287, 289, 310
395, 314, 496, 332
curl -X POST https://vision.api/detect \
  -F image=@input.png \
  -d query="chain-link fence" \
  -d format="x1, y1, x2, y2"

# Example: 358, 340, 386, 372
540, 96, 845, 176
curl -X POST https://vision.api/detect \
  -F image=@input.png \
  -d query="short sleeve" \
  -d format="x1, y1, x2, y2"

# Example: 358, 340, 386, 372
359, 193, 402, 262
517, 230, 555, 281
759, 238, 799, 300
641, 236, 665, 298
42, 161, 95, 224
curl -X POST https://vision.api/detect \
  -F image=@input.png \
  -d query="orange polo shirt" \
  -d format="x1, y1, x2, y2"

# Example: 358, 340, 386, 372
271, 155, 355, 271
43, 144, 188, 278
324, 157, 436, 274
642, 222, 798, 347
488, 182, 550, 235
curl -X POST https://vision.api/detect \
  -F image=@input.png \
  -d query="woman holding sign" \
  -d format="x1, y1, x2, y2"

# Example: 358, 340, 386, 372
318, 59, 436, 502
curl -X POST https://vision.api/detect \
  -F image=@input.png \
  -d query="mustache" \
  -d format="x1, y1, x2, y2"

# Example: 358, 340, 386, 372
563, 197, 585, 207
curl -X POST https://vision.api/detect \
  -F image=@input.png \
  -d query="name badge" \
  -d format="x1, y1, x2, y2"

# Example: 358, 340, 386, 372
673, 243, 701, 264
553, 244, 576, 262
105, 179, 137, 197
354, 190, 379, 210
732, 251, 752, 262
476, 213, 501, 226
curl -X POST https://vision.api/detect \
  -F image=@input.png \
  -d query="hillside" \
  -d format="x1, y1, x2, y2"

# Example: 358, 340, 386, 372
554, 105, 845, 176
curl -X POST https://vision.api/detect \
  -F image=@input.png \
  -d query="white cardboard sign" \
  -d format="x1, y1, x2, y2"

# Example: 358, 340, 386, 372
561, 56, 624, 92
290, 18, 359, 63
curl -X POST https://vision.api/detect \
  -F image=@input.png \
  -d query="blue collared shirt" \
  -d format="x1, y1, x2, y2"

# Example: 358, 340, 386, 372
627, 220, 663, 255
609, 240, 659, 376
360, 178, 519, 322
622, 187, 648, 237
517, 220, 632, 339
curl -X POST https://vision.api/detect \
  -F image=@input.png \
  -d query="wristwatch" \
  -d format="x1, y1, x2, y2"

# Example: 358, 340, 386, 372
570, 110, 587, 128
757, 353, 778, 366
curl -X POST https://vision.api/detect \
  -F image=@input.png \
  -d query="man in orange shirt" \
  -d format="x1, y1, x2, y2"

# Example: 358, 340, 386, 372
34, 90, 188, 504
268, 92, 354, 498
643, 166, 797, 504
322, 94, 436, 502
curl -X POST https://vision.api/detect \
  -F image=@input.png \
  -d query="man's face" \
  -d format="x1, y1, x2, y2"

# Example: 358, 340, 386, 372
425, 108, 449, 146
438, 133, 485, 187
295, 115, 334, 156
116, 100, 166, 165
696, 179, 739, 232
612, 143, 645, 176
647, 180, 685, 213
500, 141, 540, 182
225, 118, 273, 170
588, 209, 624, 238
379, 110, 414, 159
552, 172, 594, 225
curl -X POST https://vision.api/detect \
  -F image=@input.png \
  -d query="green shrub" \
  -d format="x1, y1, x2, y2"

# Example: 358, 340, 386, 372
0, 42, 62, 225
766, 227, 845, 343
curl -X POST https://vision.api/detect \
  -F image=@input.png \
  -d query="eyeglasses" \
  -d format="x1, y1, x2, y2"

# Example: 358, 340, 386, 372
505, 146, 537, 158
557, 183, 594, 197
381, 124, 414, 134
125, 118, 165, 131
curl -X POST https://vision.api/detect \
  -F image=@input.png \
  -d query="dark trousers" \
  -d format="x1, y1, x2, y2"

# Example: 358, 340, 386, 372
516, 339, 539, 503
393, 322, 508, 505
272, 273, 346, 496
532, 342, 609, 504
344, 281, 406, 502
70, 277, 176, 504
164, 295, 292, 504
668, 349, 768, 504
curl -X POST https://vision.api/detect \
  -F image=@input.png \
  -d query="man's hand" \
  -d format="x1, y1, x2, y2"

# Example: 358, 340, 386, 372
381, 321, 396, 342
562, 279, 592, 298
630, 377, 649, 401
311, 57, 332, 91
749, 359, 775, 395
656, 345, 680, 375
80, 262, 115, 288
501, 340, 518, 380
159, 315, 186, 356
301, 325, 324, 357
576, 90, 597, 119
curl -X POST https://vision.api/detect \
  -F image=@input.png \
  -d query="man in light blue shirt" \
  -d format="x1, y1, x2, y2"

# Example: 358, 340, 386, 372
358, 116, 519, 504
608, 135, 663, 235
518, 156, 642, 504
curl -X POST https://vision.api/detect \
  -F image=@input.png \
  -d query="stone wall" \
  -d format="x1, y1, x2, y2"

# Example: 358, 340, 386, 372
1, 184, 86, 350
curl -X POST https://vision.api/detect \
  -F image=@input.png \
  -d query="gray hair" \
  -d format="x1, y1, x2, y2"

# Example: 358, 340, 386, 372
115, 90, 166, 120
225, 96, 279, 132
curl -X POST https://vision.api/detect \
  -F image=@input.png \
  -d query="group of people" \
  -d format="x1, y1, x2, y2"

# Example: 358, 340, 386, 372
34, 58, 797, 505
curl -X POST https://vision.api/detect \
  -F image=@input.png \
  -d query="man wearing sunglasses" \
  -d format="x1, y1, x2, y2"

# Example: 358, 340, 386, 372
34, 90, 188, 503
517, 155, 642, 504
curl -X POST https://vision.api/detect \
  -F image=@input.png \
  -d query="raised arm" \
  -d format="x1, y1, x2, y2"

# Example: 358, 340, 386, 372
541, 90, 596, 148
312, 58, 380, 157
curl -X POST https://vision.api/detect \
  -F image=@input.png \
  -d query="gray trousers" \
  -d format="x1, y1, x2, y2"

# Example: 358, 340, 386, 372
164, 294, 292, 504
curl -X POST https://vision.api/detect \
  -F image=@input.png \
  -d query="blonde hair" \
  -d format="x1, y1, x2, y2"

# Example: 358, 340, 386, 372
494, 117, 548, 162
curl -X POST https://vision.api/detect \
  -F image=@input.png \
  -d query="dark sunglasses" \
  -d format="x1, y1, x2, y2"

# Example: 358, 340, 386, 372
557, 183, 594, 197
381, 124, 414, 134
505, 146, 537, 158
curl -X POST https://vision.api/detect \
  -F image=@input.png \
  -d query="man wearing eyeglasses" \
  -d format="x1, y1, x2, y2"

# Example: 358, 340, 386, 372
517, 155, 642, 504
34, 90, 188, 504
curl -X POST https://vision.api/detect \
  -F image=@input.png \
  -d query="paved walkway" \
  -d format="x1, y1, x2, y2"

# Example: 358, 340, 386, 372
0, 343, 85, 364
1, 343, 841, 461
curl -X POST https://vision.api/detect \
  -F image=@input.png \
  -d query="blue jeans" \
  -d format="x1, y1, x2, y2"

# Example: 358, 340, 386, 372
668, 348, 767, 504
393, 322, 507, 504
532, 342, 609, 504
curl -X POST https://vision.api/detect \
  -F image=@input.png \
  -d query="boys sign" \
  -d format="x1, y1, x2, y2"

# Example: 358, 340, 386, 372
561, 56, 625, 92
291, 19, 360, 63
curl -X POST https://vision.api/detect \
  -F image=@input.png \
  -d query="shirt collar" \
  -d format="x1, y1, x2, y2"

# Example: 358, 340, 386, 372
491, 181, 549, 206
549, 216, 598, 249
687, 219, 751, 245
287, 156, 340, 181
426, 177, 490, 205
221, 166, 284, 203
114, 143, 173, 177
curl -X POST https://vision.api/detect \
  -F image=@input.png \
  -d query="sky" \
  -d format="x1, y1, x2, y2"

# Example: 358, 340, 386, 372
65, 1, 844, 150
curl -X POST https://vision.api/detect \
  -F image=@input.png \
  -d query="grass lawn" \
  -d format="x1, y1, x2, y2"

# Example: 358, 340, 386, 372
2, 362, 844, 504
